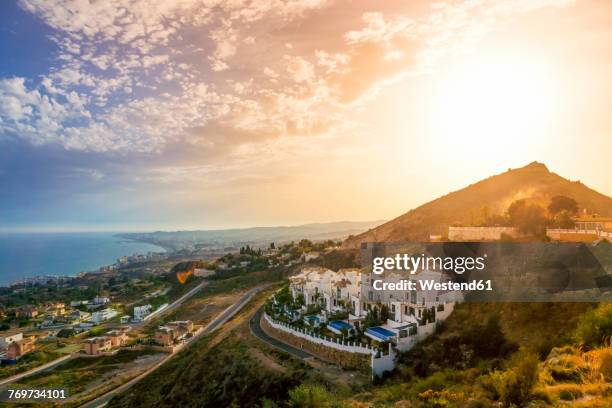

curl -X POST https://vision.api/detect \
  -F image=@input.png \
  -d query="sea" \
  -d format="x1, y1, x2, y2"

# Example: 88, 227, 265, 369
0, 232, 165, 287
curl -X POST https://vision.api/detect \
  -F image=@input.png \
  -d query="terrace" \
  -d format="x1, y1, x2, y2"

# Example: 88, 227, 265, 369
365, 326, 396, 343
327, 320, 353, 335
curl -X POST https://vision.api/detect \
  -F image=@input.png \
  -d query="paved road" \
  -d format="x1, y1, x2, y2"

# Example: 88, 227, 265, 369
134, 280, 208, 327
79, 286, 263, 408
0, 354, 74, 387
0, 280, 209, 389
249, 307, 316, 360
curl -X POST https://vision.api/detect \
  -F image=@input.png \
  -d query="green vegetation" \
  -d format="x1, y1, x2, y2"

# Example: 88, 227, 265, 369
13, 349, 160, 397
0, 350, 60, 379
574, 303, 612, 348
108, 337, 307, 408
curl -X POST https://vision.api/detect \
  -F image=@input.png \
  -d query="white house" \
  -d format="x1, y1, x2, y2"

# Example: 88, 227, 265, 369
0, 332, 23, 349
289, 267, 362, 315
289, 266, 461, 352
91, 308, 118, 324
133, 304, 152, 322
92, 296, 110, 305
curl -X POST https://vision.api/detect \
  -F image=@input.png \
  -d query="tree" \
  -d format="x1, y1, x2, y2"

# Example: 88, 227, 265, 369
553, 210, 575, 229
548, 195, 578, 215
270, 242, 275, 249
507, 200, 547, 235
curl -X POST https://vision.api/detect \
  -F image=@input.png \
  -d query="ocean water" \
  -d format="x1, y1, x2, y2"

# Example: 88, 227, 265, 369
0, 232, 165, 286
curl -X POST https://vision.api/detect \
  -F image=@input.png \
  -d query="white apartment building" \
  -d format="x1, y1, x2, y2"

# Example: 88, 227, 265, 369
289, 268, 362, 315
91, 308, 118, 324
289, 266, 461, 352
133, 304, 152, 322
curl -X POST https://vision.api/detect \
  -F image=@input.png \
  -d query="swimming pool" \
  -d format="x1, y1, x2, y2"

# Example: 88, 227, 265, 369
366, 326, 396, 341
327, 320, 352, 334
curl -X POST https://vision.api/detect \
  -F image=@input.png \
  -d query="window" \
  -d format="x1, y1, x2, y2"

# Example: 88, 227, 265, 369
391, 304, 395, 313
410, 291, 416, 304
368, 291, 373, 301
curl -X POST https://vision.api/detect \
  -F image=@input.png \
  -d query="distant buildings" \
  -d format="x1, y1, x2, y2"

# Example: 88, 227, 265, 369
194, 268, 214, 278
16, 305, 39, 319
82, 328, 129, 355
154, 321, 195, 346
547, 217, 612, 242
7, 337, 35, 359
91, 308, 118, 324
83, 337, 112, 355
92, 296, 110, 305
44, 302, 66, 316
301, 252, 321, 262
0, 332, 23, 350
133, 304, 152, 322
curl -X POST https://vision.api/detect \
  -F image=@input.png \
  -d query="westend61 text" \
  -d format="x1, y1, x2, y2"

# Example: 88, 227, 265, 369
372, 279, 493, 291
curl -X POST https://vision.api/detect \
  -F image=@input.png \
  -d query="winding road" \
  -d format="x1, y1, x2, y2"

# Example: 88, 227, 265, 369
249, 307, 316, 360
79, 286, 263, 408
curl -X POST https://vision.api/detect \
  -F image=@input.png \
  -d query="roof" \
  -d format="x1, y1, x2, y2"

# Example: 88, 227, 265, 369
84, 337, 109, 344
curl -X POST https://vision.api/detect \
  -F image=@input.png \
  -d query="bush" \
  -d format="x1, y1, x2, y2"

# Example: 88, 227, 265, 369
489, 350, 538, 408
574, 304, 612, 347
287, 384, 336, 408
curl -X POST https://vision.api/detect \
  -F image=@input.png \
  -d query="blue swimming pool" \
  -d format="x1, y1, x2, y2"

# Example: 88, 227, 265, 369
328, 320, 352, 331
366, 326, 396, 341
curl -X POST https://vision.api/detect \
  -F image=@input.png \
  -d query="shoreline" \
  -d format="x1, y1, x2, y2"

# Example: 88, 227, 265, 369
0, 232, 169, 288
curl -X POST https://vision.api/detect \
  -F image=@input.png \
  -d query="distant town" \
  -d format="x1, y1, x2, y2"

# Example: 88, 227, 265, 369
0, 235, 346, 404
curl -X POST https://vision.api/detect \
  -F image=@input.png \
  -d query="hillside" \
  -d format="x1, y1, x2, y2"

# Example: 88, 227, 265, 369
343, 162, 612, 248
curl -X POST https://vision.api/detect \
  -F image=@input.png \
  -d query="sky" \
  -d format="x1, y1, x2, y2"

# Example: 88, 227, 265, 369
0, 0, 611, 232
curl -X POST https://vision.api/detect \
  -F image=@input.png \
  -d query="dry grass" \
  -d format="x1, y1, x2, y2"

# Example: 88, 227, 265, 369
537, 344, 612, 406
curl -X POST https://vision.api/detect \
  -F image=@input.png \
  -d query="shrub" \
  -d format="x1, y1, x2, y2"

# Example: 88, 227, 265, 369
287, 384, 336, 408
574, 304, 612, 347
585, 345, 612, 382
489, 350, 538, 407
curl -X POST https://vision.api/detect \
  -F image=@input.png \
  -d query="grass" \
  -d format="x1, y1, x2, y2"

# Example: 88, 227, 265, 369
0, 350, 60, 379
14, 349, 161, 396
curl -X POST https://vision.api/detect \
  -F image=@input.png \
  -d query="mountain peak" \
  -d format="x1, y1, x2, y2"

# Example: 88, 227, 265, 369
342, 163, 612, 248
521, 161, 549, 172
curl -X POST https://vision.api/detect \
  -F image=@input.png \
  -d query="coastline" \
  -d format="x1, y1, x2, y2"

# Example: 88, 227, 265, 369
0, 232, 168, 288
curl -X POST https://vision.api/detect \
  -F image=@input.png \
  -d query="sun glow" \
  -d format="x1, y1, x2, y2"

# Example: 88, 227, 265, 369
426, 54, 561, 155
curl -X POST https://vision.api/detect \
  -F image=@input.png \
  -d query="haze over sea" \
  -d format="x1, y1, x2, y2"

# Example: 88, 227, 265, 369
0, 232, 165, 286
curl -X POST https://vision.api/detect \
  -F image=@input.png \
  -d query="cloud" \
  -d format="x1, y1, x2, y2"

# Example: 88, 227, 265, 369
1, 0, 575, 159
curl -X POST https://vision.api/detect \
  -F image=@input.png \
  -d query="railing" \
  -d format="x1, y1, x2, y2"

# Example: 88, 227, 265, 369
547, 228, 610, 239
263, 313, 374, 355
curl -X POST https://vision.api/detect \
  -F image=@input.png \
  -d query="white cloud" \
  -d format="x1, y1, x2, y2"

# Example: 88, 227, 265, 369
2, 0, 574, 157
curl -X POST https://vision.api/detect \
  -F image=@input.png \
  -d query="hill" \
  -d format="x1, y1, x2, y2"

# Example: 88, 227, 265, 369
343, 162, 612, 248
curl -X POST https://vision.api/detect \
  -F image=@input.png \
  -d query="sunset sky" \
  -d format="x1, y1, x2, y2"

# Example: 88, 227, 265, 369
1, 0, 611, 232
